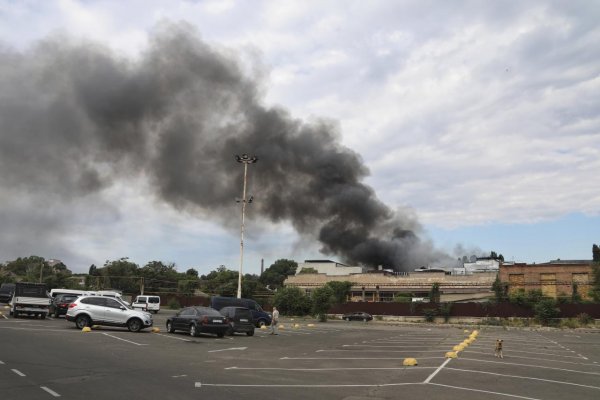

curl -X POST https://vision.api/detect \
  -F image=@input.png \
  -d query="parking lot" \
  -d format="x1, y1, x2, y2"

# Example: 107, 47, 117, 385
1, 307, 599, 400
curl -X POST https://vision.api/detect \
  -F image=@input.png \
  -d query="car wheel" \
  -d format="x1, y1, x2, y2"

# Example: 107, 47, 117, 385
127, 318, 143, 332
217, 332, 225, 338
190, 324, 198, 337
75, 315, 90, 329
54, 311, 60, 318
363, 318, 367, 322
227, 327, 234, 336
40, 313, 46, 320
13, 310, 19, 318
246, 330, 255, 336
166, 321, 175, 333
258, 319, 267, 327
344, 317, 349, 321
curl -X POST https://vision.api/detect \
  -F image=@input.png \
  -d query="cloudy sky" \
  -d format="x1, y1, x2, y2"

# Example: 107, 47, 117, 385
0, 0, 598, 274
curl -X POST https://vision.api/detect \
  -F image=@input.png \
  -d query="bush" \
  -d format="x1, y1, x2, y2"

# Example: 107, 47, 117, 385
438, 303, 453, 323
577, 313, 593, 325
560, 319, 579, 329
167, 298, 181, 310
533, 298, 560, 325
273, 287, 312, 316
423, 308, 438, 322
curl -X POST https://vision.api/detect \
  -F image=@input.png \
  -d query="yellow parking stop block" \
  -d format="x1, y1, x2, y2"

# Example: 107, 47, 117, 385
403, 358, 418, 366
82, 327, 92, 333
152, 327, 160, 333
453, 345, 465, 351
445, 351, 458, 358
279, 324, 285, 329
260, 325, 268, 330
307, 324, 315, 327
293, 324, 300, 329
463, 329, 469, 333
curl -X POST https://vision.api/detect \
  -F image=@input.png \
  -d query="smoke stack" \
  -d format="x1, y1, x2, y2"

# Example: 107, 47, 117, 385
260, 258, 264, 276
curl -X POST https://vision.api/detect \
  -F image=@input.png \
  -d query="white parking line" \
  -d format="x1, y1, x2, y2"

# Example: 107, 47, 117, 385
40, 386, 61, 397
344, 344, 450, 349
153, 333, 192, 342
459, 358, 600, 376
429, 382, 542, 400
11, 369, 26, 376
196, 382, 419, 388
316, 349, 446, 353
424, 358, 452, 383
446, 367, 600, 390
101, 333, 147, 346
281, 356, 444, 360
463, 351, 599, 365
224, 366, 437, 371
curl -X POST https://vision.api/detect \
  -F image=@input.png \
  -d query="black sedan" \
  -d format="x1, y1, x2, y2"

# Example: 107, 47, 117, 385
166, 306, 229, 338
342, 312, 373, 322
50, 293, 80, 318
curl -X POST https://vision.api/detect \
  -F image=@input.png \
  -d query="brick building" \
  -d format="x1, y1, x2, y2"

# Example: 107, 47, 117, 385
499, 260, 594, 299
284, 271, 496, 302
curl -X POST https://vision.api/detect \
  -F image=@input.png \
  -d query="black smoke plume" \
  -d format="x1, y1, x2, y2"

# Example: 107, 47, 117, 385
0, 23, 447, 271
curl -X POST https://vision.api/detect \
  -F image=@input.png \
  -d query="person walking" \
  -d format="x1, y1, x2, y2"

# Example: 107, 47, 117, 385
270, 306, 279, 335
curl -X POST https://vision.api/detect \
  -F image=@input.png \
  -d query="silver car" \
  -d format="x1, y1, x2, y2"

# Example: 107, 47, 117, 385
66, 295, 152, 332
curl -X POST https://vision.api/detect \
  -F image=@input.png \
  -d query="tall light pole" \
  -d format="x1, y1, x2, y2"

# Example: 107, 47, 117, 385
235, 154, 258, 299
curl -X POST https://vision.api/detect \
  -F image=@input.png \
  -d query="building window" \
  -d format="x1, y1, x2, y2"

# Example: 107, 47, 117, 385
508, 274, 524, 293
540, 273, 556, 298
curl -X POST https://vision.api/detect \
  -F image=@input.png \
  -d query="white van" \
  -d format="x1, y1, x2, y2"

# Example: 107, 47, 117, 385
132, 295, 161, 313
49, 289, 86, 299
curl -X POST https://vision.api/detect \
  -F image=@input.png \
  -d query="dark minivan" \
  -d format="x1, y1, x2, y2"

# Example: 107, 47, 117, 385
219, 306, 255, 336
210, 296, 271, 327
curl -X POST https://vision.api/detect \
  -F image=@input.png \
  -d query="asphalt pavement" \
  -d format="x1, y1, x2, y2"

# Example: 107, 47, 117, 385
1, 307, 599, 400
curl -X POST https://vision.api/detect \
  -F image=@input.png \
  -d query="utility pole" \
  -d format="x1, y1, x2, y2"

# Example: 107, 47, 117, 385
235, 154, 258, 298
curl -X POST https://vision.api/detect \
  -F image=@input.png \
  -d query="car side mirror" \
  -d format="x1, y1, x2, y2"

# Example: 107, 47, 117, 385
120, 306, 126, 310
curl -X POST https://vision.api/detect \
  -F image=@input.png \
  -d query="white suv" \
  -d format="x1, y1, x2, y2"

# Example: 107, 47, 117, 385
66, 295, 153, 332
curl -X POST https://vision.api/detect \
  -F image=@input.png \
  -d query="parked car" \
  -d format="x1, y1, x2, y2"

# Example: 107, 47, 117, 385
210, 296, 272, 327
50, 293, 80, 318
219, 306, 255, 336
342, 312, 373, 322
66, 295, 153, 332
166, 306, 229, 338
0, 283, 15, 303
132, 295, 161, 313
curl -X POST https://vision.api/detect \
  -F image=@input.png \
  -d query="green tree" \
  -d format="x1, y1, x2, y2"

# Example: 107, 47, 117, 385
429, 282, 441, 303
491, 276, 507, 302
325, 281, 352, 304
590, 244, 600, 301
260, 259, 298, 289
273, 287, 312, 316
311, 286, 334, 322
97, 257, 140, 293
202, 266, 239, 296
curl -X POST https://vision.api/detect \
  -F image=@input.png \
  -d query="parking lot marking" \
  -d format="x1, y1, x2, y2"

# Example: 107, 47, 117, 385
459, 357, 600, 376
343, 344, 450, 349
0, 360, 4, 364
316, 349, 445, 354
429, 382, 542, 400
446, 367, 600, 390
101, 333, 148, 346
40, 386, 61, 397
208, 347, 248, 353
281, 356, 444, 360
196, 382, 420, 388
462, 351, 598, 365
423, 358, 452, 383
153, 333, 192, 342
224, 366, 437, 371
11, 368, 26, 376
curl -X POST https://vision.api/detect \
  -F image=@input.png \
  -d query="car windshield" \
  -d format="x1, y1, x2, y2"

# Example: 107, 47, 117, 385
148, 297, 159, 303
